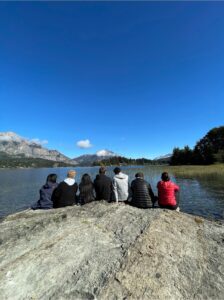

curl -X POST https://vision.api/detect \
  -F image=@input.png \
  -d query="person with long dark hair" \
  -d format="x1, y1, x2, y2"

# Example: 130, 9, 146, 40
31, 174, 58, 210
157, 172, 180, 210
78, 173, 95, 205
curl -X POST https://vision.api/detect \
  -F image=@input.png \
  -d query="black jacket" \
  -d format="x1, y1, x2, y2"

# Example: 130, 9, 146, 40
131, 178, 155, 208
52, 181, 78, 208
94, 174, 112, 201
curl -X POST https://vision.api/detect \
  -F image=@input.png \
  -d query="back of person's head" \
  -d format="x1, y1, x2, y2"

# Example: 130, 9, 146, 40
161, 172, 170, 182
67, 170, 76, 178
46, 173, 57, 183
99, 166, 106, 174
81, 173, 92, 185
113, 167, 121, 175
135, 172, 144, 179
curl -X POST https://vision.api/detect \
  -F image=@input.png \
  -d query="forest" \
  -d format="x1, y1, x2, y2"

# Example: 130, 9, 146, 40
170, 126, 224, 165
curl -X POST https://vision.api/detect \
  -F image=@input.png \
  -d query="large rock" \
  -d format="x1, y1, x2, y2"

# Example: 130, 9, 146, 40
0, 202, 223, 299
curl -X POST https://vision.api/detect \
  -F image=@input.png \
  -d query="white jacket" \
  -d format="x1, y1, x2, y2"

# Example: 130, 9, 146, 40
113, 172, 129, 202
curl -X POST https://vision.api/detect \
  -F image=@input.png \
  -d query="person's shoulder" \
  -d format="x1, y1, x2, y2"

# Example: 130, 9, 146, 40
95, 174, 100, 180
105, 175, 112, 181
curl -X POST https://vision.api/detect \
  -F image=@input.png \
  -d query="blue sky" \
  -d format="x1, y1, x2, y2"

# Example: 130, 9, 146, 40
0, 2, 224, 159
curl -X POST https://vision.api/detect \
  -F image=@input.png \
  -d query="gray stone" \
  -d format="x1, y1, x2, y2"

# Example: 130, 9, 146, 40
0, 202, 223, 299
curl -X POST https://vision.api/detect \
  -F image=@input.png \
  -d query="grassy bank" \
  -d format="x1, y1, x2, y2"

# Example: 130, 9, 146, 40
166, 164, 224, 179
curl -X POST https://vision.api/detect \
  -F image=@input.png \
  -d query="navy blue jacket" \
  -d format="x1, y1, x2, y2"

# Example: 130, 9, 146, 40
32, 182, 58, 210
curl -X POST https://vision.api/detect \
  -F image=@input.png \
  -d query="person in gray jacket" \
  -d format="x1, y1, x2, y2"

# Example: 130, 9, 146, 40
113, 167, 129, 203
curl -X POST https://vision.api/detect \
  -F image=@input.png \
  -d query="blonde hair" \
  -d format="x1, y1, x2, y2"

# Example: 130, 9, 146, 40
67, 170, 76, 178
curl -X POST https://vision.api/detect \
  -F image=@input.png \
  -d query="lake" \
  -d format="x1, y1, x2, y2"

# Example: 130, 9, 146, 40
0, 166, 224, 220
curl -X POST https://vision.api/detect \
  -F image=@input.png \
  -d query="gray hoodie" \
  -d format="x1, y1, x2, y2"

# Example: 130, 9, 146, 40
113, 172, 129, 202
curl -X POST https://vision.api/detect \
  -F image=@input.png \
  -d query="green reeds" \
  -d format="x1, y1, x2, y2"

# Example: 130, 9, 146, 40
166, 164, 224, 179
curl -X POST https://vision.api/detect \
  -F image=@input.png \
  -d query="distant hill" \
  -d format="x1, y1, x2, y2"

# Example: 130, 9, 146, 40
71, 150, 116, 166
0, 132, 172, 168
153, 154, 172, 163
0, 132, 77, 168
0, 132, 77, 165
0, 152, 74, 168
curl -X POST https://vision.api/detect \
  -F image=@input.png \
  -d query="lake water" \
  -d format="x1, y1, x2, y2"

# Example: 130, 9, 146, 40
0, 166, 224, 220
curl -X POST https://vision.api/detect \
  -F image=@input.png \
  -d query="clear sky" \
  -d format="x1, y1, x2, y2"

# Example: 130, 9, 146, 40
0, 2, 224, 159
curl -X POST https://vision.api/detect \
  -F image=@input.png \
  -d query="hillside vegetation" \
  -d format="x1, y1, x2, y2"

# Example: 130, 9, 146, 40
0, 152, 73, 168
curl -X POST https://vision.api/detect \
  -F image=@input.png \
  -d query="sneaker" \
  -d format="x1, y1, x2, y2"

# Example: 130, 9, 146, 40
176, 207, 180, 212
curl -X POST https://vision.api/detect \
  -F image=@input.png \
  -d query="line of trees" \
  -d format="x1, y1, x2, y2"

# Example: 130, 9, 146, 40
92, 156, 160, 166
170, 126, 224, 165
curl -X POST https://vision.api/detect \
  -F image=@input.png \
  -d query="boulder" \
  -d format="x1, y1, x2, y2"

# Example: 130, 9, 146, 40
0, 202, 223, 299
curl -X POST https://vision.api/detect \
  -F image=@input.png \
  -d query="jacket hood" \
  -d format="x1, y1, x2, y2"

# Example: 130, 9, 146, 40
64, 178, 76, 186
43, 182, 58, 189
114, 172, 128, 180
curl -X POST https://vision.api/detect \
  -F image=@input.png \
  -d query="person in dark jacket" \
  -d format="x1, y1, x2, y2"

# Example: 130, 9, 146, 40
78, 173, 95, 205
130, 172, 155, 208
31, 174, 58, 210
94, 167, 112, 201
52, 170, 78, 208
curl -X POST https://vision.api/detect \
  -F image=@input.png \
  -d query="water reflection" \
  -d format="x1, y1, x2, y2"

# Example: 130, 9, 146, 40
0, 166, 223, 220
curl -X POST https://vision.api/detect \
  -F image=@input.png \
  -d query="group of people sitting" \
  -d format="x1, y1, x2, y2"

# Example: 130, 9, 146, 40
31, 166, 180, 211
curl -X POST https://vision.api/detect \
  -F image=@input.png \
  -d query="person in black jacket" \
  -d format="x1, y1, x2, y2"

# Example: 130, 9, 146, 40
130, 172, 155, 208
78, 173, 95, 205
52, 170, 78, 208
94, 167, 112, 201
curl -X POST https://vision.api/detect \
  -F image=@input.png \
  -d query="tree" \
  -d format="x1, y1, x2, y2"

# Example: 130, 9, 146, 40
193, 126, 224, 164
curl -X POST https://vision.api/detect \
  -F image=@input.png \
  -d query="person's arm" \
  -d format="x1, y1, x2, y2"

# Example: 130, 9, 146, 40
173, 183, 180, 206
174, 184, 180, 192
74, 183, 79, 204
51, 184, 61, 208
113, 179, 118, 203
31, 189, 41, 209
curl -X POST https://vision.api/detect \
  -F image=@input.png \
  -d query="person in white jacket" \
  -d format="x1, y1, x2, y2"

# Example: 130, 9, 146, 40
113, 167, 129, 203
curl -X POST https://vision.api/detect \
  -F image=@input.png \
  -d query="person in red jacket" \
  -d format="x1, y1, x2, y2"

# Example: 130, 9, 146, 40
157, 172, 180, 210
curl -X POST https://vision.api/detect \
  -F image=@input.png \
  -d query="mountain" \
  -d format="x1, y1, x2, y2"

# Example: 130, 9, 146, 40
153, 154, 172, 162
0, 132, 77, 165
72, 149, 116, 166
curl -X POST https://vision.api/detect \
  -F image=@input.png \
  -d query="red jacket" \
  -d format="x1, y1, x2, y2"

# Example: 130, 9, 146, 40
157, 180, 179, 206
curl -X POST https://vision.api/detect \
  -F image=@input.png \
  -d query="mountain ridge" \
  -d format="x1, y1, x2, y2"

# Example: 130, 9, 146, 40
0, 132, 76, 165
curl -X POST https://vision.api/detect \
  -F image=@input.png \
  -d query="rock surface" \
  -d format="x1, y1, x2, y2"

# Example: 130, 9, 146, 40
0, 202, 223, 300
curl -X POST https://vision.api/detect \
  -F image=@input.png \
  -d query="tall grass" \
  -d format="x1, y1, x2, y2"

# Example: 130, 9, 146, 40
166, 164, 224, 179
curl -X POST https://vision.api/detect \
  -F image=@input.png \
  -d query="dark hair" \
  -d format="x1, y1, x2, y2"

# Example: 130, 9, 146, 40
79, 173, 94, 205
81, 173, 92, 185
161, 172, 170, 182
135, 172, 144, 178
46, 173, 57, 183
99, 166, 106, 174
113, 167, 121, 174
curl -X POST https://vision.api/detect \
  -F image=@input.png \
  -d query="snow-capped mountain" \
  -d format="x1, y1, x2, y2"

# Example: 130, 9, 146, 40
72, 149, 117, 166
153, 153, 172, 161
0, 132, 76, 164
